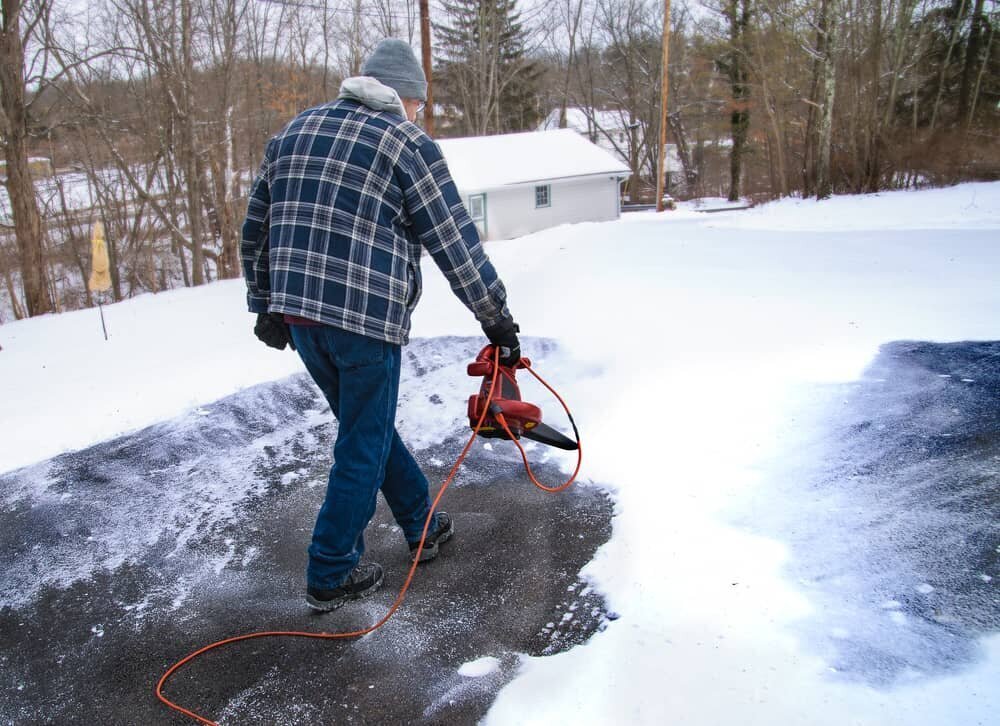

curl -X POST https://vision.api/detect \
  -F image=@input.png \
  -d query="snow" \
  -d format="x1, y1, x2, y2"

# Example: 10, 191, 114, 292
538, 107, 630, 135
436, 129, 629, 191
2, 181, 1000, 724
0, 282, 303, 474
0, 166, 171, 224
716, 181, 1000, 231
457, 656, 501, 678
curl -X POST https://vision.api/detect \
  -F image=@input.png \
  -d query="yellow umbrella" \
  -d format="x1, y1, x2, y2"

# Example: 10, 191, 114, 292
88, 221, 112, 293
88, 221, 111, 339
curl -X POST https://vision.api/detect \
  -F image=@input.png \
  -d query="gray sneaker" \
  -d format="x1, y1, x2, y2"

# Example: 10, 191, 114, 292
306, 563, 384, 612
408, 511, 454, 563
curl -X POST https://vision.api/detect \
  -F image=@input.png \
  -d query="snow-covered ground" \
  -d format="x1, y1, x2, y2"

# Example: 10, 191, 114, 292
1, 181, 998, 724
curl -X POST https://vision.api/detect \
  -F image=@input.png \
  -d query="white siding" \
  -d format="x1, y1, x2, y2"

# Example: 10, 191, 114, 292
463, 176, 622, 241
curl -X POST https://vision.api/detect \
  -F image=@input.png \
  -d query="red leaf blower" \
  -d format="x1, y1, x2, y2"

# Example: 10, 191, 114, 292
466, 345, 579, 451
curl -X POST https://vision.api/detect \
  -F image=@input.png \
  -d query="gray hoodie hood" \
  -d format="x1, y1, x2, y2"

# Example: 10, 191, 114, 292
338, 76, 407, 118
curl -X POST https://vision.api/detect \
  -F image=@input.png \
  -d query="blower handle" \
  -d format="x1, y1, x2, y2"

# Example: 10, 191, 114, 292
468, 344, 530, 377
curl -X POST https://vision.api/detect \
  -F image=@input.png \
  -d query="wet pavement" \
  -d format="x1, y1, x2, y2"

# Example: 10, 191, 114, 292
740, 340, 1000, 686
0, 339, 612, 725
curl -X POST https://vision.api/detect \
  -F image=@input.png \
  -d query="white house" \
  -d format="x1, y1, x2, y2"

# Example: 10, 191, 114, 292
436, 129, 630, 240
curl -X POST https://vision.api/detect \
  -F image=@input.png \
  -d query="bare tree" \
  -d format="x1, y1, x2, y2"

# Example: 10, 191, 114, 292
591, 0, 660, 196
552, 0, 588, 128
205, 0, 251, 279
0, 0, 54, 316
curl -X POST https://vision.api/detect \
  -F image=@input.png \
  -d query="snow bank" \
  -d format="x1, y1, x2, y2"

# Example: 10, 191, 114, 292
0, 282, 302, 474
716, 181, 1000, 231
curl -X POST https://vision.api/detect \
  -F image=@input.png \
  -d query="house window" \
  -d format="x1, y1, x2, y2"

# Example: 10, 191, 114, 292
467, 193, 486, 236
468, 194, 485, 220
535, 184, 551, 208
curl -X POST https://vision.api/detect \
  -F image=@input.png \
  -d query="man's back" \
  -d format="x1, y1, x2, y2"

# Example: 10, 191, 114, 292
241, 94, 511, 346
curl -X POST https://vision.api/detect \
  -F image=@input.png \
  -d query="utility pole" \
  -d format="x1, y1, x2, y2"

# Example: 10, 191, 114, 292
420, 0, 435, 137
655, 0, 672, 212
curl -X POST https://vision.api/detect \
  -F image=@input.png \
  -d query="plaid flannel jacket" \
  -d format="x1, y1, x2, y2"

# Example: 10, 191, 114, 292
240, 99, 511, 345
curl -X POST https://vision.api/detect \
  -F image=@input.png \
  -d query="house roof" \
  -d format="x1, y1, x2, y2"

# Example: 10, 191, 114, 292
436, 129, 630, 191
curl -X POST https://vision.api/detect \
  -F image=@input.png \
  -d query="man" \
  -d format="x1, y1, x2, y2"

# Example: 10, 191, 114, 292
240, 39, 520, 612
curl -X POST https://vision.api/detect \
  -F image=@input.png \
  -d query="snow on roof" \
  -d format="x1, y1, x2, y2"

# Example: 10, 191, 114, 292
436, 129, 630, 191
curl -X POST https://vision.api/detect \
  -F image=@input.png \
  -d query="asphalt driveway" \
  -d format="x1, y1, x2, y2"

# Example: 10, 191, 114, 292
0, 338, 612, 725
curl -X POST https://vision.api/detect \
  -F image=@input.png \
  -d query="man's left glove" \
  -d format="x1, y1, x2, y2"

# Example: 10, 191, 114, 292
254, 312, 295, 351
483, 318, 520, 367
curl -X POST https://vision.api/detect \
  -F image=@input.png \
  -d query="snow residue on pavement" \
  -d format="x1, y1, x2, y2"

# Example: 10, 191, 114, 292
1, 181, 999, 724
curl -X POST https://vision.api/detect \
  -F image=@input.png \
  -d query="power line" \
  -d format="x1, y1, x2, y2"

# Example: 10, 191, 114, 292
253, 0, 418, 21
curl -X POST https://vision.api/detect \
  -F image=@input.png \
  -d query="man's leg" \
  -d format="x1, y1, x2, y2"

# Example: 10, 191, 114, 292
380, 432, 433, 541
381, 432, 453, 561
290, 325, 399, 591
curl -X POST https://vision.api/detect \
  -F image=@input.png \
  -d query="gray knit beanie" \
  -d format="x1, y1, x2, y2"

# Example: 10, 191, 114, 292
361, 39, 427, 101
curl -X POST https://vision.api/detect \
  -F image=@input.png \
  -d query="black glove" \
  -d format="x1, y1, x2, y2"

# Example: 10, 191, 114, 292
254, 312, 295, 351
483, 318, 520, 367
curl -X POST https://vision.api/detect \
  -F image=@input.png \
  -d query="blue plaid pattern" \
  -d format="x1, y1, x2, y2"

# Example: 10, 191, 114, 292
241, 99, 511, 345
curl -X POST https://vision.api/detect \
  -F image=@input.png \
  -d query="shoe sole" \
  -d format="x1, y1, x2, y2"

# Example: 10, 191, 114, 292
305, 571, 385, 613
413, 520, 454, 563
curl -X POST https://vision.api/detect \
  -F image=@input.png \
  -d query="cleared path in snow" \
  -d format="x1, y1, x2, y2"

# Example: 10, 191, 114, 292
0, 339, 611, 724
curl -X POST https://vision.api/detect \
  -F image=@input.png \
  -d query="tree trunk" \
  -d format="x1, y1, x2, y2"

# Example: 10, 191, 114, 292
103, 210, 122, 300
759, 72, 789, 197
967, 21, 995, 123
958, 0, 986, 124
0, 0, 54, 317
667, 112, 699, 193
559, 0, 584, 130
803, 61, 821, 196
883, 0, 918, 132
2, 249, 26, 319
180, 0, 204, 285
215, 106, 240, 279
815, 0, 838, 199
929, 0, 967, 131
863, 0, 884, 193
726, 0, 751, 202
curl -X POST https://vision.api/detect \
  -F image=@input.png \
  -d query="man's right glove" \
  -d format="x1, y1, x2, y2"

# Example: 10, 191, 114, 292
254, 312, 295, 351
483, 318, 520, 367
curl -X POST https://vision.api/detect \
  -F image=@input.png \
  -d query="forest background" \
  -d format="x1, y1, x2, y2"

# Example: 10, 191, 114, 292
0, 0, 996, 320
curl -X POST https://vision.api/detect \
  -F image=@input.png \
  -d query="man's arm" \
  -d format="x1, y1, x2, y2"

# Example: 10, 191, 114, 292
399, 138, 513, 330
240, 138, 295, 351
240, 138, 276, 314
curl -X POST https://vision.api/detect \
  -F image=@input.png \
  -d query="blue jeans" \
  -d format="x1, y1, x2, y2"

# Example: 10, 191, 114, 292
289, 324, 432, 590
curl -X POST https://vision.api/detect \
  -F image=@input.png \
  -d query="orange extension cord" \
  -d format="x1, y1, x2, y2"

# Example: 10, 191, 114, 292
156, 348, 582, 725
